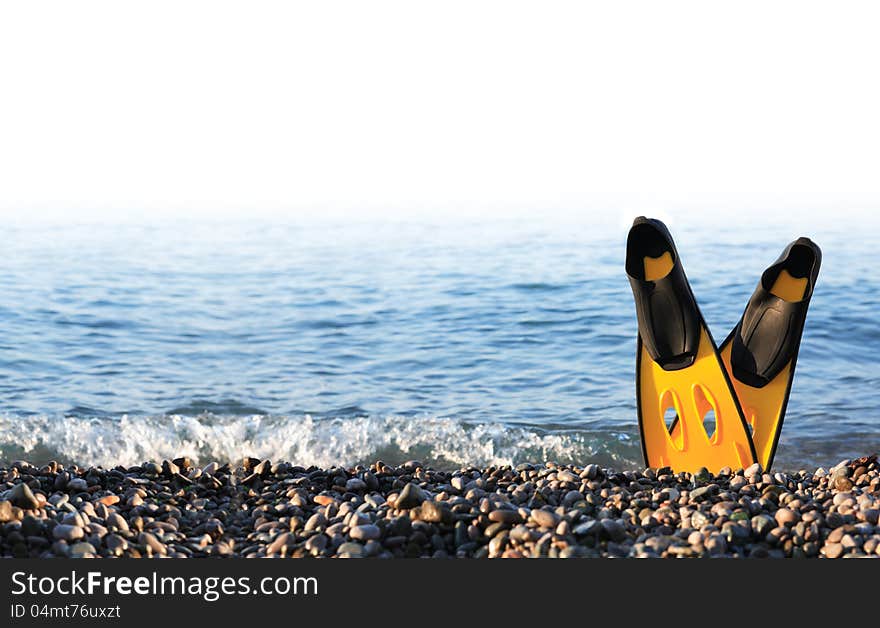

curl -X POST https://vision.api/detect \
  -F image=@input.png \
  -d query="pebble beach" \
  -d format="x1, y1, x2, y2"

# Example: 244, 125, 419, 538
1, 456, 878, 559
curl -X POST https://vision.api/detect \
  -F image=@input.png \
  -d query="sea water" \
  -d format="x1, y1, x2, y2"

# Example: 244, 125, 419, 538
1, 215, 877, 470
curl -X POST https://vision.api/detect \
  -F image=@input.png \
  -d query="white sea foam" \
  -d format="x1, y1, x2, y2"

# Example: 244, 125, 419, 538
0, 413, 640, 470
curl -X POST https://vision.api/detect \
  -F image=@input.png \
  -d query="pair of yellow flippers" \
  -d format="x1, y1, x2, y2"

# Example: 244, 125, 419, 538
626, 217, 821, 473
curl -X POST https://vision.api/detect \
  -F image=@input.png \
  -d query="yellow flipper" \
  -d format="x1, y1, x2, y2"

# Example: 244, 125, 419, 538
719, 268, 811, 468
638, 328, 756, 473
669, 239, 821, 471
627, 217, 757, 474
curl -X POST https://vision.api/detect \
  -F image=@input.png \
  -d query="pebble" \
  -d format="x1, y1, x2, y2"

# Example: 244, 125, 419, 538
304, 534, 327, 553
601, 520, 626, 542
775, 508, 800, 526
67, 478, 89, 492
346, 478, 367, 492
0, 501, 16, 523
729, 476, 749, 491
267, 532, 294, 555
314, 494, 335, 506
304, 513, 326, 532
106, 513, 129, 533
22, 515, 44, 537
350, 524, 381, 540
573, 521, 600, 536
530, 509, 559, 528
751, 514, 775, 537
693, 467, 712, 483
705, 533, 727, 555
396, 483, 426, 509
744, 463, 763, 479
557, 470, 579, 483
337, 542, 365, 558
139, 532, 167, 555
70, 542, 97, 559
419, 501, 445, 523
690, 485, 715, 500
105, 534, 127, 556
53, 524, 84, 542
0, 455, 877, 559
9, 484, 40, 510
488, 509, 522, 524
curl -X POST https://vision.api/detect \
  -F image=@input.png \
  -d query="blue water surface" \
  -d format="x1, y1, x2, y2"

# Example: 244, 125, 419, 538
1, 216, 877, 470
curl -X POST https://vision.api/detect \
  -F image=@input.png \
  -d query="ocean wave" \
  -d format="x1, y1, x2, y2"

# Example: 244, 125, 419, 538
0, 413, 642, 470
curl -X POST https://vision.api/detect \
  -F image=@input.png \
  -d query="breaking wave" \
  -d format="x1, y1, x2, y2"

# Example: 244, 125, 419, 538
0, 413, 642, 470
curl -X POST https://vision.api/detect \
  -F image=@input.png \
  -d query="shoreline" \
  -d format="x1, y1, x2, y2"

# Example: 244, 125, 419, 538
1, 456, 877, 558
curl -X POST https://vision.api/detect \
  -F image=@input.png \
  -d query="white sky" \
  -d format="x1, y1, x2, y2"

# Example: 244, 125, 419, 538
1, 1, 879, 224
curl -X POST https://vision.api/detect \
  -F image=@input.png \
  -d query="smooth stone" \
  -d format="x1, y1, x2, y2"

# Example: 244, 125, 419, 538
705, 533, 727, 555
396, 483, 426, 509
0, 501, 14, 523
729, 476, 749, 491
693, 467, 712, 483
557, 470, 578, 483
510, 525, 533, 543
488, 509, 522, 524
751, 514, 775, 537
530, 509, 559, 528
106, 513, 129, 533
139, 531, 167, 555
775, 508, 800, 526
601, 520, 627, 542
835, 477, 854, 491
267, 532, 294, 554
824, 542, 844, 559
562, 490, 584, 506
313, 494, 336, 506
304, 513, 327, 531
744, 463, 763, 479
690, 511, 709, 528
104, 534, 128, 555
583, 464, 600, 480
252, 460, 271, 477
350, 524, 381, 540
419, 501, 446, 523
346, 478, 367, 492
690, 485, 715, 500
62, 512, 85, 527
573, 521, 601, 536
337, 542, 365, 558
10, 484, 40, 510
53, 524, 84, 542
304, 534, 328, 553
21, 515, 43, 537
49, 493, 69, 507
67, 478, 89, 492
70, 542, 97, 559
